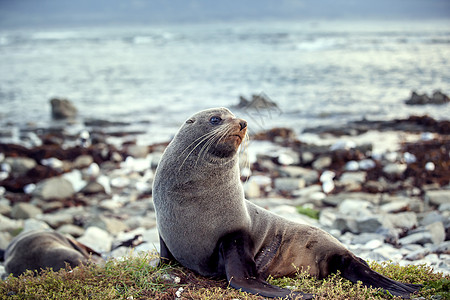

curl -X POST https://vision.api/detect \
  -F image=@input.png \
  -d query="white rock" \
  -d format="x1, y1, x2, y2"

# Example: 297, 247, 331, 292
274, 177, 305, 192
425, 162, 435, 171
22, 218, 51, 232
363, 239, 383, 250
344, 161, 359, 171
330, 140, 356, 151
386, 212, 417, 230
403, 152, 417, 164
322, 180, 335, 194
320, 170, 335, 182
425, 190, 450, 206
63, 170, 86, 193
359, 159, 376, 170
312, 156, 332, 170
339, 172, 366, 184
73, 155, 94, 169
338, 199, 373, 216
380, 200, 410, 213
41, 157, 64, 170
23, 183, 36, 194
244, 180, 261, 199
77, 226, 113, 253
383, 163, 407, 176
111, 176, 130, 188
33, 176, 75, 200
249, 175, 272, 186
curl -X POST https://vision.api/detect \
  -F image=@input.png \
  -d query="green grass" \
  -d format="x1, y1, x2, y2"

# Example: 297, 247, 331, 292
0, 253, 448, 299
296, 206, 320, 220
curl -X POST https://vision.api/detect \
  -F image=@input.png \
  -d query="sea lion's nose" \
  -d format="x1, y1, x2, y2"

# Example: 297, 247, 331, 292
239, 120, 247, 131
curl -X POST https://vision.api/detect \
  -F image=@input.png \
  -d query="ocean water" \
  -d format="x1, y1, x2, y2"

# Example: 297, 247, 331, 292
0, 20, 449, 145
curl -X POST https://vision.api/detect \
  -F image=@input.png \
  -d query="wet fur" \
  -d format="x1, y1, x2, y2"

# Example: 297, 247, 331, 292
153, 107, 421, 299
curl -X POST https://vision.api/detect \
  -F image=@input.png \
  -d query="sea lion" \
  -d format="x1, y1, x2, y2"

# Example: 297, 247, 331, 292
152, 107, 421, 299
3, 230, 103, 277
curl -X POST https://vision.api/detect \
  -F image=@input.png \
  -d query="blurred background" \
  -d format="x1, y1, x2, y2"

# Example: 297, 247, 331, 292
0, 0, 449, 144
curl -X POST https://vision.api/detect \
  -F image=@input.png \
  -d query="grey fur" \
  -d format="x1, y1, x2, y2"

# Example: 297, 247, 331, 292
153, 107, 421, 298
4, 230, 103, 277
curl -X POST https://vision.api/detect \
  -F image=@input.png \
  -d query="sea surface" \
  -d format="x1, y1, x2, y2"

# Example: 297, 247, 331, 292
0, 20, 449, 145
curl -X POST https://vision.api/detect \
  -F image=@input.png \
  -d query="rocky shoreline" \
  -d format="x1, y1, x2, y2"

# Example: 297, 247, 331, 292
0, 113, 449, 279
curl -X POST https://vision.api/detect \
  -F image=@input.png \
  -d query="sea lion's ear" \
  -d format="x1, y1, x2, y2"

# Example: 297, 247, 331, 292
186, 118, 195, 124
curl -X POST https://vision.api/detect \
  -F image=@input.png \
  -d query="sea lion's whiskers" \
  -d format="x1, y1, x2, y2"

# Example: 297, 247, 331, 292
197, 124, 233, 164
179, 130, 221, 170
239, 131, 251, 182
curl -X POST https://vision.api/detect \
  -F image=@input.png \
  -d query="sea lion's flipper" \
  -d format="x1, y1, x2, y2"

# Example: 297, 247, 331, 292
337, 255, 421, 299
159, 235, 176, 265
219, 231, 314, 299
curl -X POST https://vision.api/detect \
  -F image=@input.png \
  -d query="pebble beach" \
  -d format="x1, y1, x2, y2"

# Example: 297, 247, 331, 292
0, 98, 449, 279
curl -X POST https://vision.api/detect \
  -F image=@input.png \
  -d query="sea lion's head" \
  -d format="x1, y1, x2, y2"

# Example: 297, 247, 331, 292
174, 107, 247, 161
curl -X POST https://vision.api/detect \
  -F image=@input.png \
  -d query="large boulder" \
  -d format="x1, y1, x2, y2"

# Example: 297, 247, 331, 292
50, 98, 77, 119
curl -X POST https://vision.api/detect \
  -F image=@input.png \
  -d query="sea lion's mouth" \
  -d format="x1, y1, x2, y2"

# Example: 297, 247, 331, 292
231, 134, 243, 141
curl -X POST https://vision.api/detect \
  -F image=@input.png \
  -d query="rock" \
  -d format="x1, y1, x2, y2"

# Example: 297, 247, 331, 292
399, 222, 445, 245
338, 199, 373, 216
425, 190, 450, 206
433, 241, 450, 254
274, 177, 305, 192
62, 170, 86, 193
99, 199, 123, 211
426, 222, 446, 245
50, 98, 77, 119
356, 216, 384, 233
319, 209, 337, 228
379, 200, 410, 213
432, 90, 450, 104
22, 218, 51, 232
312, 156, 332, 170
278, 166, 319, 185
37, 213, 74, 228
344, 161, 359, 171
0, 198, 12, 215
339, 172, 367, 184
127, 145, 149, 159
405, 249, 430, 261
57, 224, 85, 237
80, 181, 106, 195
10, 203, 42, 219
0, 214, 24, 234
243, 180, 261, 199
420, 211, 446, 226
301, 152, 314, 165
86, 215, 128, 235
0, 231, 12, 249
277, 150, 300, 165
4, 157, 37, 176
399, 233, 430, 245
362, 239, 384, 250
73, 155, 94, 169
383, 163, 407, 177
235, 93, 279, 110
77, 226, 113, 253
385, 212, 417, 230
405, 91, 431, 105
439, 202, 450, 212
33, 176, 75, 200
351, 233, 385, 245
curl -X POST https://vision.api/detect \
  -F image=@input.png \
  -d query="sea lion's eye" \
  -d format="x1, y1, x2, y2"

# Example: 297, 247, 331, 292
209, 116, 222, 125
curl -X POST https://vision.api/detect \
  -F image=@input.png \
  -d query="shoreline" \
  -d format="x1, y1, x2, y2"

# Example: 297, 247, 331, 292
0, 114, 449, 278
